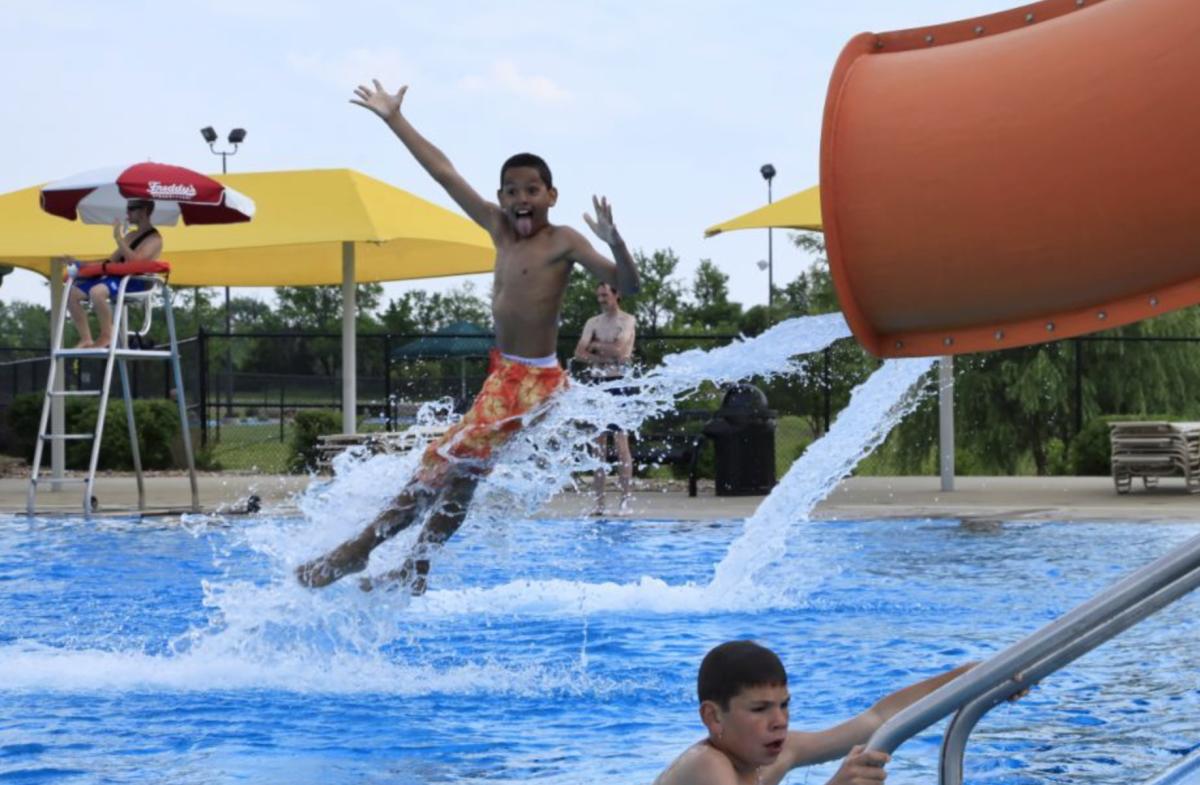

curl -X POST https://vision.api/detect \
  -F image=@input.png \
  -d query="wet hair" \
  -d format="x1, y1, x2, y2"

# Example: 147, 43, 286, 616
698, 641, 788, 710
127, 199, 155, 216
500, 153, 553, 189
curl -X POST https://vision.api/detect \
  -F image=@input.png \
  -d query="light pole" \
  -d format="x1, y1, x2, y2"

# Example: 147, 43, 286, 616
200, 126, 246, 417
760, 163, 776, 318
200, 126, 246, 175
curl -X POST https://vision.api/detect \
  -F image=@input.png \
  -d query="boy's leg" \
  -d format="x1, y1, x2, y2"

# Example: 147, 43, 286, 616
296, 485, 433, 587
614, 431, 633, 512
361, 474, 478, 594
89, 285, 114, 348
67, 285, 94, 347
590, 432, 609, 515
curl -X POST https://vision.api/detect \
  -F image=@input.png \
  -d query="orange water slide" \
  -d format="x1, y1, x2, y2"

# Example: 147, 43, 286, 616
820, 0, 1200, 358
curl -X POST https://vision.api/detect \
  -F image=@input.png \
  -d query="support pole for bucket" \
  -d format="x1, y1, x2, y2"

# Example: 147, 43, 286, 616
342, 241, 357, 435
939, 355, 955, 492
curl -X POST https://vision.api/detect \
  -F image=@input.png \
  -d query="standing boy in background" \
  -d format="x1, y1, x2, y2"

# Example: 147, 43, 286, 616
574, 281, 637, 515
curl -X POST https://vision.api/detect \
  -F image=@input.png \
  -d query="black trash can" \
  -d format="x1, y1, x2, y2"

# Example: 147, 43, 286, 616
702, 384, 777, 496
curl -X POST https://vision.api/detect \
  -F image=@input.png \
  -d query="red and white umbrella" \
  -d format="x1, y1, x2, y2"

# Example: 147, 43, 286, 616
40, 162, 255, 226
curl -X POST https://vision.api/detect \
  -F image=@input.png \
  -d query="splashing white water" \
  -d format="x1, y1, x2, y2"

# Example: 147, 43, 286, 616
274, 313, 856, 575
0, 312, 940, 692
249, 312, 934, 617
709, 356, 936, 599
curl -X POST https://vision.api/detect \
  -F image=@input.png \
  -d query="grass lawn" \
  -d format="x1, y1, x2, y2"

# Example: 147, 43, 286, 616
774, 415, 815, 478
204, 421, 294, 473
203, 418, 396, 473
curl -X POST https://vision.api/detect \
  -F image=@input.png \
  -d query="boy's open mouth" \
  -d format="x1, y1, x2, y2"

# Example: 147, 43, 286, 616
764, 739, 784, 755
513, 207, 534, 237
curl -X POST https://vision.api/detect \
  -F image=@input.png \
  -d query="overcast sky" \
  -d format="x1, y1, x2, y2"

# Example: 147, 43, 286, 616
0, 0, 1011, 314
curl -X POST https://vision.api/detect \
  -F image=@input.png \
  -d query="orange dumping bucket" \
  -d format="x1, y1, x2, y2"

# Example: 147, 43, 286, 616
820, 0, 1200, 358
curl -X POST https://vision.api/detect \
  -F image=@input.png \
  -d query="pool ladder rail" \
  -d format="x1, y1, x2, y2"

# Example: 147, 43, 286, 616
865, 530, 1200, 785
26, 273, 199, 517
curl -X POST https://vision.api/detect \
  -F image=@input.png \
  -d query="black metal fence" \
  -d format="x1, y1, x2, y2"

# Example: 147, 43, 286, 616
3, 330, 1200, 475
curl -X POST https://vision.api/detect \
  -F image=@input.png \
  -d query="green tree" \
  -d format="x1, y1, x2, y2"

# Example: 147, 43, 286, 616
0, 301, 52, 348
678, 259, 741, 331
626, 248, 683, 337
381, 282, 491, 334
274, 283, 384, 332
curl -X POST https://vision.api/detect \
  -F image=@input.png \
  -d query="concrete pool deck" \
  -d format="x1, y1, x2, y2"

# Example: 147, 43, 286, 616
4, 473, 1199, 523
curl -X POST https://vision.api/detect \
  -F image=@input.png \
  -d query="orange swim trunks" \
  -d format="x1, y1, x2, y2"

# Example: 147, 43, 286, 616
415, 351, 567, 488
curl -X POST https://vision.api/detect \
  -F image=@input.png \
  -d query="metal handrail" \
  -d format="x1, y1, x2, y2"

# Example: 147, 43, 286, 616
866, 531, 1200, 782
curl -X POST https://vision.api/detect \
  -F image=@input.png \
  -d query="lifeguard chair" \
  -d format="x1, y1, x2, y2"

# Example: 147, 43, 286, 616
26, 265, 199, 516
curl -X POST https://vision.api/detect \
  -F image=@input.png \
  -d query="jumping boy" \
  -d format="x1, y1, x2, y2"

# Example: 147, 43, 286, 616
654, 640, 975, 785
296, 80, 639, 594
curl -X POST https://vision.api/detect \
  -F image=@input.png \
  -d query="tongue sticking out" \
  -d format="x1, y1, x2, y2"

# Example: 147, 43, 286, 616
515, 215, 534, 237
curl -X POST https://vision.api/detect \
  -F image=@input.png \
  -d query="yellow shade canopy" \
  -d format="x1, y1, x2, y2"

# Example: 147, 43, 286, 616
704, 184, 823, 237
0, 168, 495, 286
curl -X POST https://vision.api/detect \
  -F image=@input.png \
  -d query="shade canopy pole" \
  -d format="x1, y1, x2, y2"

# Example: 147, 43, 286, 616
342, 242, 356, 435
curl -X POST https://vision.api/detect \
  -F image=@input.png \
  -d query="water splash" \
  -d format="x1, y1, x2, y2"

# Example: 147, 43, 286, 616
0, 312, 940, 693
269, 313, 856, 580
709, 356, 936, 598
238, 312, 935, 618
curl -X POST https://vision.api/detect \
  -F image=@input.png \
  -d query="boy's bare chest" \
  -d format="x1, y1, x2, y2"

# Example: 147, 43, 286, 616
494, 239, 570, 290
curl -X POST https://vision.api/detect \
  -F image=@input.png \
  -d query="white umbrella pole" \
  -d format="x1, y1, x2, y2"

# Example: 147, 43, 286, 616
342, 242, 357, 435
49, 258, 65, 487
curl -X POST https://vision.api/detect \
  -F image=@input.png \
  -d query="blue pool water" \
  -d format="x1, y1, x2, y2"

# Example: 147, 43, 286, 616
2, 514, 1199, 784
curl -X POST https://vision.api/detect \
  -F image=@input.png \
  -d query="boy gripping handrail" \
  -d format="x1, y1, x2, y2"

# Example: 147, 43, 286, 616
654, 641, 976, 785
296, 80, 640, 594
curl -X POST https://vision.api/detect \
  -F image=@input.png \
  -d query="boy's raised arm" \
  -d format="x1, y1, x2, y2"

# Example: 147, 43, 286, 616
571, 196, 640, 296
352, 80, 501, 235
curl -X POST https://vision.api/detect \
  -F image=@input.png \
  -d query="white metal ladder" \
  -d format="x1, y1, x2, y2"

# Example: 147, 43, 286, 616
26, 273, 199, 516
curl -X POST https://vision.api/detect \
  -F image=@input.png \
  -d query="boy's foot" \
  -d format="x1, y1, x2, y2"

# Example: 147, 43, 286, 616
73, 340, 94, 349
616, 494, 634, 517
358, 558, 429, 596
91, 337, 112, 349
295, 541, 371, 588
588, 497, 606, 517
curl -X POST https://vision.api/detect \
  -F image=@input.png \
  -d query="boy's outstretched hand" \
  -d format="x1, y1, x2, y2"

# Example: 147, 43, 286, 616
827, 745, 889, 785
583, 195, 621, 246
351, 79, 407, 120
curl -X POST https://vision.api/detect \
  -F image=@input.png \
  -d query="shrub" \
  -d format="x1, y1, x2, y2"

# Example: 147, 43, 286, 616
5, 393, 44, 460
6, 393, 183, 470
1044, 437, 1070, 476
289, 409, 342, 472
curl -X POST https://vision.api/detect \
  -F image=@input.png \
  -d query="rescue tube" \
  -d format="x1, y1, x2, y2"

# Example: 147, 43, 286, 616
820, 0, 1200, 358
73, 259, 170, 279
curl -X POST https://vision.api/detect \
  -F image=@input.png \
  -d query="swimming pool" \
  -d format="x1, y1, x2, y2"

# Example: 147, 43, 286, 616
2, 514, 1198, 784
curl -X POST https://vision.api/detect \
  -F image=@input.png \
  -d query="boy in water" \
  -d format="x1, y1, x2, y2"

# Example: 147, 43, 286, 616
654, 640, 974, 785
296, 80, 639, 594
